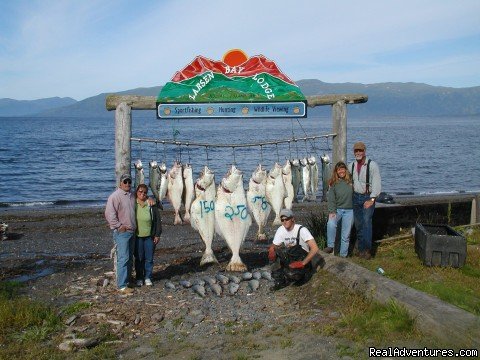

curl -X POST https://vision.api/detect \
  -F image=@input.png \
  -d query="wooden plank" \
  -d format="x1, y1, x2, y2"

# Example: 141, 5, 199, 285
105, 94, 368, 111
106, 95, 156, 111
306, 94, 368, 106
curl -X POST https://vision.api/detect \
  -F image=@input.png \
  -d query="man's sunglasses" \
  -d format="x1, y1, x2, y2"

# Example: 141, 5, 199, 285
123, 179, 132, 184
280, 217, 292, 222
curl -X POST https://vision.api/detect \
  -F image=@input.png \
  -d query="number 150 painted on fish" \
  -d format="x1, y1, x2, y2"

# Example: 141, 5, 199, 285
199, 201, 214, 218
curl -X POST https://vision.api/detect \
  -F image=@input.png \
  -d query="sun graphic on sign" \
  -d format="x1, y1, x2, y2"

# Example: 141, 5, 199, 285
222, 49, 248, 66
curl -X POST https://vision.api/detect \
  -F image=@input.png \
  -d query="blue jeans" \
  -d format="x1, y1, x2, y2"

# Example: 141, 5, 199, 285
353, 192, 375, 252
327, 209, 354, 257
135, 236, 155, 281
113, 230, 135, 288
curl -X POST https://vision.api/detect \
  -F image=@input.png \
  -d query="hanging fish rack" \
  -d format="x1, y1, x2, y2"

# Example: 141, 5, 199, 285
130, 133, 335, 149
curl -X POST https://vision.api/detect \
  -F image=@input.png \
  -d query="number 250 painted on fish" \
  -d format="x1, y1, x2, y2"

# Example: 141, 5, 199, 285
200, 200, 214, 218
224, 205, 248, 221
252, 196, 268, 211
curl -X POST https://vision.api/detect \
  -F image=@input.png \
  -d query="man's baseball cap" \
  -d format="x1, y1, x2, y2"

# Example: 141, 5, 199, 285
353, 141, 366, 151
120, 173, 132, 183
279, 208, 294, 219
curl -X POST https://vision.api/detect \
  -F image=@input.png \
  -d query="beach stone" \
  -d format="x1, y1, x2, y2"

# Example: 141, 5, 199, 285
151, 312, 164, 323
65, 315, 78, 326
134, 314, 141, 325
58, 338, 98, 352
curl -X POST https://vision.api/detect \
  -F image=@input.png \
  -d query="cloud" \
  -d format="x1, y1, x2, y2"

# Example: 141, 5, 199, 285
1, 0, 479, 100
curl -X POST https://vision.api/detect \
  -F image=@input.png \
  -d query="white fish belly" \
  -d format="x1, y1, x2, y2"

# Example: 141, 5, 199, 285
266, 177, 285, 225
247, 183, 271, 229
283, 173, 294, 209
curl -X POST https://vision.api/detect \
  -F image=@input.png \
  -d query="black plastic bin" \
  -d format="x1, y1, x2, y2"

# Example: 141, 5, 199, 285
414, 223, 466, 268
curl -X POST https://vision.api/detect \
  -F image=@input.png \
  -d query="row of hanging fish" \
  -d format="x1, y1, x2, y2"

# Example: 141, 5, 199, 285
133, 157, 321, 272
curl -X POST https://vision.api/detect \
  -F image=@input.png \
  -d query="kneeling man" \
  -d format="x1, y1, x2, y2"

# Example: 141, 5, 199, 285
268, 209, 320, 290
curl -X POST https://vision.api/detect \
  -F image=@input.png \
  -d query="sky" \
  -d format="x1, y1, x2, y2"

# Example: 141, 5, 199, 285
0, 0, 479, 101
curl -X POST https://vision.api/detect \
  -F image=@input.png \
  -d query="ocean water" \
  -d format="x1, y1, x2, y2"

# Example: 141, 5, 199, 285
1, 114, 479, 208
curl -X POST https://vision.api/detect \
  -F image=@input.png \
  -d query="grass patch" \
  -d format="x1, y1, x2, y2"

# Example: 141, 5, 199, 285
0, 281, 63, 358
352, 226, 480, 316
62, 301, 92, 317
338, 299, 418, 344
294, 269, 428, 349
304, 210, 328, 249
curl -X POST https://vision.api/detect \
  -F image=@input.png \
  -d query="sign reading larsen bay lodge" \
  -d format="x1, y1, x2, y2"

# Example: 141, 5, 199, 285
156, 49, 307, 119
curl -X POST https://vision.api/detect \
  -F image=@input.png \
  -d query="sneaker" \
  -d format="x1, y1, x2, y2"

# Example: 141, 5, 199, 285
144, 279, 153, 286
136, 280, 143, 287
323, 247, 333, 254
119, 287, 134, 294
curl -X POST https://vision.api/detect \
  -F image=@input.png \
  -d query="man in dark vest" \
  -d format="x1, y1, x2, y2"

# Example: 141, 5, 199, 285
349, 142, 382, 259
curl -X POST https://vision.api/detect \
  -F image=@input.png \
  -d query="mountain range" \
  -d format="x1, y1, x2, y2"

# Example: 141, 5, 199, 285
1, 80, 479, 118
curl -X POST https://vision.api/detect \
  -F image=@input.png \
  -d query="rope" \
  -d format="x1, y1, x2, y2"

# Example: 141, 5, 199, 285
232, 147, 236, 165
260, 145, 264, 164
205, 146, 210, 167
275, 143, 280, 163
130, 133, 335, 148
186, 143, 191, 164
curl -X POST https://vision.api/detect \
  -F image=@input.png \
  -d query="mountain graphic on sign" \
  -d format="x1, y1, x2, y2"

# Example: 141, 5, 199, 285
158, 54, 305, 103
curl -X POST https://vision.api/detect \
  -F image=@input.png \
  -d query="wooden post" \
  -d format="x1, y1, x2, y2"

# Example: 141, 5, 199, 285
332, 100, 347, 165
472, 194, 480, 224
115, 102, 132, 183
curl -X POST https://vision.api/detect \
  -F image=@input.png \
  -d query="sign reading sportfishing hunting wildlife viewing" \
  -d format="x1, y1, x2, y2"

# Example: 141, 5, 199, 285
157, 49, 307, 119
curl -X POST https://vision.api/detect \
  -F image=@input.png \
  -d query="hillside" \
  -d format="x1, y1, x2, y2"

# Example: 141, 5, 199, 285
0, 97, 76, 116
1, 81, 479, 118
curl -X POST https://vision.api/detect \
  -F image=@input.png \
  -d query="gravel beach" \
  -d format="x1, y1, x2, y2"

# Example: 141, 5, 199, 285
0, 204, 358, 359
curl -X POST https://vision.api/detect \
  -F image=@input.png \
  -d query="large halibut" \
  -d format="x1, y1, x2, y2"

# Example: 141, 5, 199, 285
190, 166, 217, 265
167, 161, 184, 225
215, 165, 252, 272
246, 164, 271, 241
265, 162, 286, 226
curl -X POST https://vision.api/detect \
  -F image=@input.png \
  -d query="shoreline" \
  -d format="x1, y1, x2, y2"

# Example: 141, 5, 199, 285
1, 189, 479, 212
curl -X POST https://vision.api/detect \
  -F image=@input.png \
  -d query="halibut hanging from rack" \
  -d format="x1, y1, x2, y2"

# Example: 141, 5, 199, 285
167, 161, 184, 225
215, 165, 252, 272
190, 166, 217, 265
308, 156, 319, 201
282, 160, 294, 209
134, 159, 145, 189
265, 162, 286, 225
300, 157, 311, 202
182, 163, 194, 224
321, 154, 332, 200
149, 161, 161, 202
158, 162, 168, 202
290, 159, 302, 203
246, 164, 271, 241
